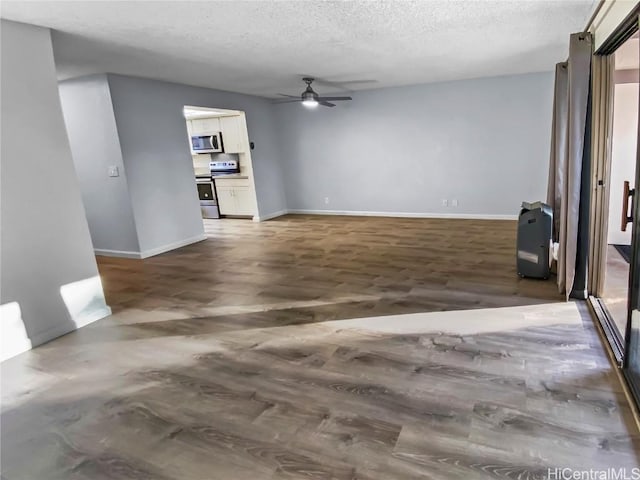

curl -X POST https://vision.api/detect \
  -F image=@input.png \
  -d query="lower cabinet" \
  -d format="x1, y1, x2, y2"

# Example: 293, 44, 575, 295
215, 182, 254, 216
232, 187, 254, 215
215, 186, 236, 215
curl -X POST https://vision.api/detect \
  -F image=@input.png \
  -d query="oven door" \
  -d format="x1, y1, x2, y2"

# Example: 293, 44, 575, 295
196, 181, 216, 203
196, 180, 220, 219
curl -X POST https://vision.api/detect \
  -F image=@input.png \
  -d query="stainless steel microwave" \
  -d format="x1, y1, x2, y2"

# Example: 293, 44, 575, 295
191, 132, 223, 154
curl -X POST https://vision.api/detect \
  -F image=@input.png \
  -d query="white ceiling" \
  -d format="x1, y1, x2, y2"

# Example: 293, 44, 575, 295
1, 0, 597, 98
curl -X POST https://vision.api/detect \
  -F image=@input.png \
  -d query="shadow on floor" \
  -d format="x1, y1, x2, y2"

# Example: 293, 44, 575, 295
2, 302, 638, 479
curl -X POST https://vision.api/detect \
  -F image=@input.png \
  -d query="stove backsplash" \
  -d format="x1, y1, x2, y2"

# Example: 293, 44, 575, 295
193, 153, 240, 176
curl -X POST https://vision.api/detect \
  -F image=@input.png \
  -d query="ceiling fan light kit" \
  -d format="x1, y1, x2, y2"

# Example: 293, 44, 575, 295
301, 83, 319, 107
276, 77, 353, 109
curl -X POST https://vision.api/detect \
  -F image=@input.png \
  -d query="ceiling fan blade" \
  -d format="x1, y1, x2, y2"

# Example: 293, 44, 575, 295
317, 96, 352, 101
272, 99, 301, 104
319, 101, 336, 107
334, 80, 377, 85
277, 93, 300, 98
304, 76, 377, 90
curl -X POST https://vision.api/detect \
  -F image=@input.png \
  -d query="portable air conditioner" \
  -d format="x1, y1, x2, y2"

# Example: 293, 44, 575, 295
516, 201, 553, 279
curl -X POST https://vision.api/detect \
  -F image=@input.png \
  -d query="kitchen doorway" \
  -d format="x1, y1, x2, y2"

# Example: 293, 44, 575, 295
183, 105, 259, 230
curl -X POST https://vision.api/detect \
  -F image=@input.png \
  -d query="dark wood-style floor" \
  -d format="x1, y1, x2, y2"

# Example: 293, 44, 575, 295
1, 215, 638, 479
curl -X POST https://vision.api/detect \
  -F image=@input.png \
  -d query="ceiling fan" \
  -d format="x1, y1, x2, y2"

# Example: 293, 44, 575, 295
275, 77, 352, 108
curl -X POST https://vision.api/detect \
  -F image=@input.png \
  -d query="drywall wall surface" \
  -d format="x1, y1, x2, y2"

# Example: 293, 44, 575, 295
59, 74, 141, 254
608, 82, 638, 245
1, 20, 110, 361
274, 71, 554, 218
106, 74, 287, 253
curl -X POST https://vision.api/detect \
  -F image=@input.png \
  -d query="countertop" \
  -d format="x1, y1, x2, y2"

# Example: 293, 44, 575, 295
195, 174, 249, 180
212, 175, 249, 180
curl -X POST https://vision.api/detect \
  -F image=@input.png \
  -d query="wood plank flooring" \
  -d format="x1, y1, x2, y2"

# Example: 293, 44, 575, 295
1, 215, 638, 479
106, 215, 563, 319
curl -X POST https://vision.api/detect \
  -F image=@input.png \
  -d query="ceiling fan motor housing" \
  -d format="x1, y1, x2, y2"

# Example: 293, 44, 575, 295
301, 77, 318, 101
274, 77, 350, 107
302, 89, 317, 101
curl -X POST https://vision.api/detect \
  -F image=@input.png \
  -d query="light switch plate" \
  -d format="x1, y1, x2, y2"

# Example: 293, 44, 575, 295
108, 166, 119, 177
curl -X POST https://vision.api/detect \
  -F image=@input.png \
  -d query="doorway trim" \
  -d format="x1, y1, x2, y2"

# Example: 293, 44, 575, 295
595, 3, 640, 56
588, 54, 615, 297
588, 11, 638, 304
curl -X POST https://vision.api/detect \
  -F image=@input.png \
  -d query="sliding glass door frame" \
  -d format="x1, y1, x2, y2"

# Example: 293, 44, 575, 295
622, 11, 640, 401
589, 5, 640, 406
624, 133, 640, 403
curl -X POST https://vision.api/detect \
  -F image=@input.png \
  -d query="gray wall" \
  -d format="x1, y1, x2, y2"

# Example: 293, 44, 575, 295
106, 74, 287, 254
274, 72, 554, 217
1, 20, 110, 361
59, 74, 141, 254
607, 82, 637, 246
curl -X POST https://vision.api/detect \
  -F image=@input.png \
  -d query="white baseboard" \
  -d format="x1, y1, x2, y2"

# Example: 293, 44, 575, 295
28, 305, 112, 348
253, 209, 289, 222
1, 304, 112, 362
95, 248, 143, 259
140, 234, 207, 259
73, 305, 113, 329
1, 302, 33, 361
94, 234, 207, 259
286, 209, 518, 221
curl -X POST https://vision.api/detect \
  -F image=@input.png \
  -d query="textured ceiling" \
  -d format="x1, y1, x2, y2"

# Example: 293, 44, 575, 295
1, 0, 597, 98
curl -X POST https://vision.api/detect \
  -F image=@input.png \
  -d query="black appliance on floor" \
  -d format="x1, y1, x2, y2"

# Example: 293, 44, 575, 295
517, 201, 553, 279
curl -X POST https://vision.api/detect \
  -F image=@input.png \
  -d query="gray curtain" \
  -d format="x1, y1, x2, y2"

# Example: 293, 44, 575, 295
547, 32, 593, 299
547, 62, 568, 243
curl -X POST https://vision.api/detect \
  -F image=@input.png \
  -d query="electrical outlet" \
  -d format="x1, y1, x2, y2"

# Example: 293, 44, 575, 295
441, 199, 448, 207
451, 199, 458, 207
108, 166, 119, 177
324, 197, 330, 205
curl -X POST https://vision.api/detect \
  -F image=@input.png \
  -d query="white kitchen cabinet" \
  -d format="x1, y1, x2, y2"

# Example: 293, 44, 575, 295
232, 187, 254, 215
219, 116, 244, 153
215, 186, 236, 215
191, 117, 220, 134
215, 181, 254, 216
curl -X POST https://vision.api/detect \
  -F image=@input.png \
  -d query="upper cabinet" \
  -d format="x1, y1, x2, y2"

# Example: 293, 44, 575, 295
190, 117, 220, 135
219, 116, 244, 153
187, 115, 246, 154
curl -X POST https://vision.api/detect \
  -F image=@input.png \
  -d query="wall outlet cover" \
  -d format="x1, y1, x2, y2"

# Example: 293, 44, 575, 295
451, 199, 459, 207
108, 166, 119, 177
441, 199, 448, 207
